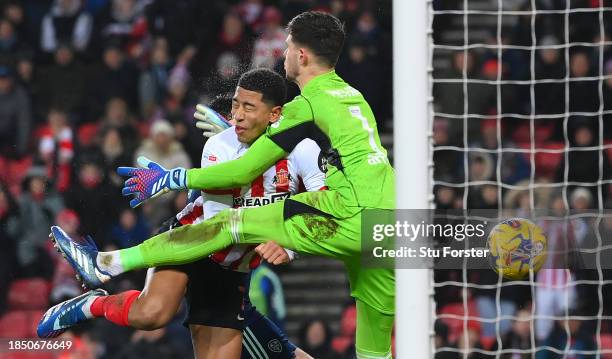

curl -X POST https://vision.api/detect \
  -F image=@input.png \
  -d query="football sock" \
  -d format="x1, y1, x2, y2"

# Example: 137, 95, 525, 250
90, 290, 141, 326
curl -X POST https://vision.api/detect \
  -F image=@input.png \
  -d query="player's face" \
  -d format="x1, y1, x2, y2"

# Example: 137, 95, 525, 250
231, 87, 281, 144
284, 35, 300, 81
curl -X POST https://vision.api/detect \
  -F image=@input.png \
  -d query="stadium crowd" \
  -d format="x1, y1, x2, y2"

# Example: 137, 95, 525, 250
0, 0, 391, 358
432, 0, 612, 357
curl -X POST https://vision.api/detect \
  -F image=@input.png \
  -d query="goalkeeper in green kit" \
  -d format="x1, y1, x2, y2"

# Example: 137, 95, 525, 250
48, 11, 395, 358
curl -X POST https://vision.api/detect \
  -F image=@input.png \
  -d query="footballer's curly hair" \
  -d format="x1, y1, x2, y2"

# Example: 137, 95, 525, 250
209, 92, 233, 119
287, 11, 345, 67
237, 68, 287, 106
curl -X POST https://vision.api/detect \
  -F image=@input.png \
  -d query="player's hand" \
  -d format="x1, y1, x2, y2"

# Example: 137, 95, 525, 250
255, 241, 291, 265
194, 104, 231, 138
117, 156, 187, 208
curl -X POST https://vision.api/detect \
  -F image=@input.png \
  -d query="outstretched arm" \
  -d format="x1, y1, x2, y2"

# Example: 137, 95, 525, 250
187, 135, 286, 189
117, 135, 286, 208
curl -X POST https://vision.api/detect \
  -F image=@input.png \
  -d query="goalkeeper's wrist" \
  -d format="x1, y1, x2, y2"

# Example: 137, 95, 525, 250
169, 168, 187, 190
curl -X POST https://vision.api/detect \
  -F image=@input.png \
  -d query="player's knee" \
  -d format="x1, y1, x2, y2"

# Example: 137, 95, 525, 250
130, 298, 174, 329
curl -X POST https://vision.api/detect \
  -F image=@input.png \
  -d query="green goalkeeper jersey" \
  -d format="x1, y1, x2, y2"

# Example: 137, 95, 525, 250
187, 70, 395, 211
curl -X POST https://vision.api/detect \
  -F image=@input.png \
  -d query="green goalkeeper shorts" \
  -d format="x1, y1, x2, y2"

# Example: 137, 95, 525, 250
235, 190, 395, 316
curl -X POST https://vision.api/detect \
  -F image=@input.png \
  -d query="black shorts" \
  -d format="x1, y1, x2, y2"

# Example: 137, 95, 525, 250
178, 258, 248, 330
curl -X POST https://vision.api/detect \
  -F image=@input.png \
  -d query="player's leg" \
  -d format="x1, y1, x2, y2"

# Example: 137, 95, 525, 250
354, 299, 394, 359
239, 302, 301, 359
37, 266, 188, 337
183, 259, 247, 359
124, 267, 188, 329
190, 325, 242, 359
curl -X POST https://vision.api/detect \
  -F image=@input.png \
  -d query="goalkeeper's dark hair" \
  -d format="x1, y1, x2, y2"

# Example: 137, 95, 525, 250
209, 92, 233, 119
237, 68, 287, 106
287, 11, 345, 67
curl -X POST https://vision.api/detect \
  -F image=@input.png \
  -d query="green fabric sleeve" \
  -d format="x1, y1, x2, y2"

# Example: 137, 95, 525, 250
186, 134, 287, 190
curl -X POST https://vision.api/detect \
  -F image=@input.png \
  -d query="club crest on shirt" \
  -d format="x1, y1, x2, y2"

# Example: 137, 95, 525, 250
207, 154, 217, 162
273, 169, 291, 186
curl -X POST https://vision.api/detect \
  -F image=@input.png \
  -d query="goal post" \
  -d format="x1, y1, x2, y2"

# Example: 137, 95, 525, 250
393, 0, 434, 358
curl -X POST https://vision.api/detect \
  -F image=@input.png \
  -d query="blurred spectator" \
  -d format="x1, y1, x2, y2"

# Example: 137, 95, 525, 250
536, 311, 596, 359
0, 17, 30, 66
332, 303, 357, 358
569, 51, 599, 113
535, 194, 578, 341
15, 165, 63, 278
0, 64, 31, 158
134, 120, 191, 173
36, 44, 86, 119
98, 125, 132, 181
96, 0, 148, 57
298, 319, 340, 359
570, 187, 593, 211
145, 0, 202, 58
134, 120, 190, 224
0, 182, 19, 314
40, 0, 92, 56
534, 36, 565, 115
435, 51, 476, 115
138, 37, 171, 119
499, 308, 532, 359
38, 108, 74, 192
15, 52, 35, 100
455, 327, 488, 359
337, 36, 383, 119
110, 208, 150, 248
250, 6, 286, 69
197, 11, 252, 80
49, 209, 81, 305
64, 153, 119, 243
556, 122, 610, 207
236, 0, 265, 33
432, 118, 462, 183
3, 2, 30, 45
99, 97, 140, 153
435, 319, 458, 359
87, 44, 139, 119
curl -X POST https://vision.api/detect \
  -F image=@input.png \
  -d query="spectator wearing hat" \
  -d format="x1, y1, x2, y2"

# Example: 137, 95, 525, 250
40, 0, 93, 56
14, 165, 63, 278
0, 64, 31, 158
134, 120, 191, 224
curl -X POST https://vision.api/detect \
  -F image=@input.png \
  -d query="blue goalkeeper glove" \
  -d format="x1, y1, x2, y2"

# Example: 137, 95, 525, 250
194, 104, 231, 138
117, 156, 187, 208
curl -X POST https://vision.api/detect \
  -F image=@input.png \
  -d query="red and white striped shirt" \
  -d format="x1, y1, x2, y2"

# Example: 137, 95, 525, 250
175, 126, 325, 272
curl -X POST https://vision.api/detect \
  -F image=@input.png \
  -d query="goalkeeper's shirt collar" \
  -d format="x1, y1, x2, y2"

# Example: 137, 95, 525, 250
301, 69, 338, 96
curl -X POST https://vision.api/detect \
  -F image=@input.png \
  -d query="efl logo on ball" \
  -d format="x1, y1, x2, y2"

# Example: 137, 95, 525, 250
487, 218, 547, 280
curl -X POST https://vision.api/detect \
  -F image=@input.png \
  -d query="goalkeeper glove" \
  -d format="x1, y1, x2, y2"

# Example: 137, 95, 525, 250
194, 104, 231, 138
117, 156, 187, 208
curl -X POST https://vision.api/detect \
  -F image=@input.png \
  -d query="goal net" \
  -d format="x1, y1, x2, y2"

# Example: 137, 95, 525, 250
427, 0, 612, 357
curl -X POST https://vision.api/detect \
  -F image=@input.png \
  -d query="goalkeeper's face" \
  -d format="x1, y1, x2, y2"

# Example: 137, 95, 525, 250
284, 35, 299, 81
231, 87, 281, 144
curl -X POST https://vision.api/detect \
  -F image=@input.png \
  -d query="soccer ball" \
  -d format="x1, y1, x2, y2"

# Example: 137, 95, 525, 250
487, 218, 547, 280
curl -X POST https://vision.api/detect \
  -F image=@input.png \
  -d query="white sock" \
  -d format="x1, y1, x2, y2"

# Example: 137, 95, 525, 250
96, 250, 125, 276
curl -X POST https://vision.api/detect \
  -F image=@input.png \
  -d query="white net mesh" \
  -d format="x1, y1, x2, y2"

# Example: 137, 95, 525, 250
431, 0, 612, 357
